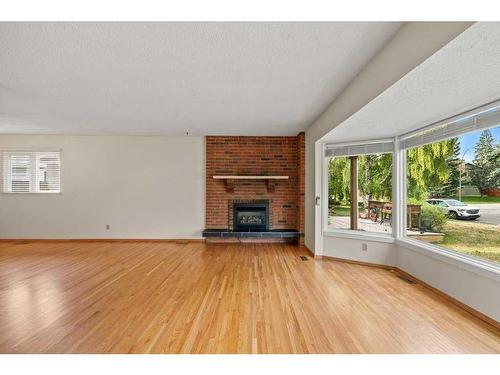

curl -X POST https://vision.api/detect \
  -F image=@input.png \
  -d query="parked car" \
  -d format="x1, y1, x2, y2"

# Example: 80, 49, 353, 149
426, 198, 480, 220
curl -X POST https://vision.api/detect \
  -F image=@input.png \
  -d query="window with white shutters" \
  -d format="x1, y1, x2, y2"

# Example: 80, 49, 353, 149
2, 151, 61, 193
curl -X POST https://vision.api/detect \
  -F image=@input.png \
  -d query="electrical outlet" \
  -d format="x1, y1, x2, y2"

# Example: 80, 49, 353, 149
362, 243, 368, 251
106, 224, 110, 230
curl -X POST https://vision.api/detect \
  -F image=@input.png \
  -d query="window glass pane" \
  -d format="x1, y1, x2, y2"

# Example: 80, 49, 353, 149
327, 156, 351, 230
358, 153, 393, 234
405, 126, 500, 264
327, 152, 393, 234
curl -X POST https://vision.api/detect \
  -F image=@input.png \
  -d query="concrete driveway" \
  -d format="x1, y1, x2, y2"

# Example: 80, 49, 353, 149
473, 203, 500, 226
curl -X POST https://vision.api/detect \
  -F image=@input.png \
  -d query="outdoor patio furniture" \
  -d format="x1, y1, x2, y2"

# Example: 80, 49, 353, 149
382, 203, 392, 224
367, 200, 386, 222
407, 204, 422, 230
367, 200, 421, 229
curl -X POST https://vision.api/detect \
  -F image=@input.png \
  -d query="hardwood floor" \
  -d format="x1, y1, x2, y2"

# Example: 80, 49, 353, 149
0, 241, 498, 353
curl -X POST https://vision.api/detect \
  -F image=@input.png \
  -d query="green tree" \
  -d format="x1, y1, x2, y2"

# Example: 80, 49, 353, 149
328, 157, 350, 204
407, 139, 455, 201
440, 137, 461, 197
328, 139, 456, 207
328, 154, 393, 209
486, 145, 500, 189
358, 153, 393, 206
470, 129, 497, 195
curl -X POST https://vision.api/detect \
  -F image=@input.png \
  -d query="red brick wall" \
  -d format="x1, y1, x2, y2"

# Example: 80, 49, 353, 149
206, 135, 305, 232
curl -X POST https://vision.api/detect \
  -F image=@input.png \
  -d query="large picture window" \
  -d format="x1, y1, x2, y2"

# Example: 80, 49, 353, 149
404, 126, 499, 264
323, 100, 500, 268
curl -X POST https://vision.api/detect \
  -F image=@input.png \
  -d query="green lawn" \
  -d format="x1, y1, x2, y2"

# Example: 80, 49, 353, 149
329, 204, 363, 217
459, 196, 500, 204
329, 204, 351, 217
433, 220, 500, 263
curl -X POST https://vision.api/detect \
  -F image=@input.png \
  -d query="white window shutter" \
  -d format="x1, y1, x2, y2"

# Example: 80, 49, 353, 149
3, 151, 61, 193
36, 152, 61, 192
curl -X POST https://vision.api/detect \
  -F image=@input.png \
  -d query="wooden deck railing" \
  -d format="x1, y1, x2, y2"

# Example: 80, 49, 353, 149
367, 200, 421, 229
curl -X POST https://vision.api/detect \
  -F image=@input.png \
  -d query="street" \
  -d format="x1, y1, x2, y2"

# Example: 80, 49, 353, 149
473, 203, 500, 226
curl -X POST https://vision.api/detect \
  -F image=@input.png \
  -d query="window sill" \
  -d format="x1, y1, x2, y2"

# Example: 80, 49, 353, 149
2, 192, 61, 195
323, 229, 395, 244
396, 237, 500, 280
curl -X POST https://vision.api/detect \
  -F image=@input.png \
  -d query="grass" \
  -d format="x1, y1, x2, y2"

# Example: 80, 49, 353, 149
329, 205, 351, 217
330, 200, 500, 263
432, 220, 500, 263
458, 196, 500, 204
329, 204, 363, 217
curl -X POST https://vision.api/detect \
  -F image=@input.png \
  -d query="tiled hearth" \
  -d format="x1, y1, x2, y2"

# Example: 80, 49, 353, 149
202, 228, 300, 241
204, 134, 305, 243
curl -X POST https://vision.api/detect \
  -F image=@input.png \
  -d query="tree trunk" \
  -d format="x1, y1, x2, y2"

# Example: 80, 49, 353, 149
364, 155, 372, 210
350, 156, 359, 230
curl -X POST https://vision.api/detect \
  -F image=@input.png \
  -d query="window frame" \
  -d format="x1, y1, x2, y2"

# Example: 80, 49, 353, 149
2, 149, 62, 194
321, 100, 500, 274
322, 139, 396, 243
396, 143, 500, 276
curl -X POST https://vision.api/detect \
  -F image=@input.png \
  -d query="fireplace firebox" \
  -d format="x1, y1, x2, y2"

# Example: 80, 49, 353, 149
233, 202, 269, 232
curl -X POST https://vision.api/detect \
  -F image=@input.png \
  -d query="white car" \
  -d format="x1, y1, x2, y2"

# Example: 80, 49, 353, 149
426, 199, 480, 220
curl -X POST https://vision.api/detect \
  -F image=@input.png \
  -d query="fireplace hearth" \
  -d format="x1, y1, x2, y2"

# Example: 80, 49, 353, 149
233, 202, 269, 232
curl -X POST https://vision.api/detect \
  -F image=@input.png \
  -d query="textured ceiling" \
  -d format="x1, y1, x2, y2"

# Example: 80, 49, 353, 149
0, 22, 401, 136
323, 22, 500, 143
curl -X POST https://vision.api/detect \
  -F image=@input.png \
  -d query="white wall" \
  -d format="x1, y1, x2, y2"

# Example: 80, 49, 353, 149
0, 135, 205, 239
397, 243, 500, 322
323, 236, 397, 267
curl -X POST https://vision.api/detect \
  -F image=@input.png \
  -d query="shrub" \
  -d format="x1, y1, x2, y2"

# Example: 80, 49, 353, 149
420, 203, 447, 232
407, 197, 425, 205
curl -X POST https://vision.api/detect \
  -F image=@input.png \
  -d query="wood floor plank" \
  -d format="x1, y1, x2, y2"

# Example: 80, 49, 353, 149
0, 241, 498, 353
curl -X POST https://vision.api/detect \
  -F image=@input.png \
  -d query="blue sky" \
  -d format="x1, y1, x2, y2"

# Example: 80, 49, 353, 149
459, 126, 500, 162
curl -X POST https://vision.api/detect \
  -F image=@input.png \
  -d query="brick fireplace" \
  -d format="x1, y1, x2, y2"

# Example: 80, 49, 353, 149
204, 134, 305, 243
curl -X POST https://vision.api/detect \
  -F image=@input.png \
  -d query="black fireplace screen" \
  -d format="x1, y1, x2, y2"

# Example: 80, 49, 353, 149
233, 202, 269, 231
